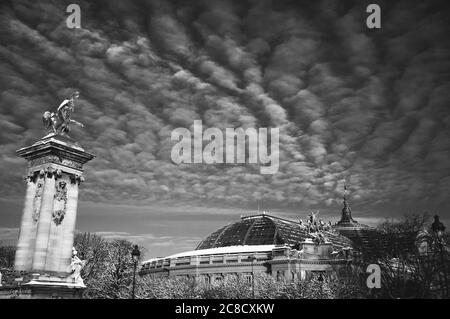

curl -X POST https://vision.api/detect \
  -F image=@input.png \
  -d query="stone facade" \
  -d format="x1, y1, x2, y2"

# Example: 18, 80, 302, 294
140, 242, 352, 283
140, 214, 354, 284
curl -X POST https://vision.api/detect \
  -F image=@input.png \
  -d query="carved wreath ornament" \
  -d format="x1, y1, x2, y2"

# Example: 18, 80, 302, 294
32, 180, 44, 223
52, 181, 68, 225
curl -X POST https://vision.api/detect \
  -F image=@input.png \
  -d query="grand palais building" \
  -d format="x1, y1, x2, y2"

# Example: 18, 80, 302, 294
139, 195, 372, 284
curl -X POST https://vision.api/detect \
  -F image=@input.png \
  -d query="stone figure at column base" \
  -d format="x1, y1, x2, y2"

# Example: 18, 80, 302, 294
66, 247, 86, 285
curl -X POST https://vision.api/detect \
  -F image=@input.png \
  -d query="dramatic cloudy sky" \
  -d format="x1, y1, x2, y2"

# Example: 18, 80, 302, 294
0, 0, 449, 258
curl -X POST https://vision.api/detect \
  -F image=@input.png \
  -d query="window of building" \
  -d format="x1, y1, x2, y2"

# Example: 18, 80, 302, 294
226, 259, 238, 263
175, 262, 190, 266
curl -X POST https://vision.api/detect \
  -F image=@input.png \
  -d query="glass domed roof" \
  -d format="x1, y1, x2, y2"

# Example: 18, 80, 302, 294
196, 214, 353, 250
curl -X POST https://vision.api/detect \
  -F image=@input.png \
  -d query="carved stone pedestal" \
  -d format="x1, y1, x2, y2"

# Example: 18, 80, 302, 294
10, 133, 94, 298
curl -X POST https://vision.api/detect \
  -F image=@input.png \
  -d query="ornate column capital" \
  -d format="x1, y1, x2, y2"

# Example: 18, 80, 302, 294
69, 174, 85, 185
46, 167, 55, 178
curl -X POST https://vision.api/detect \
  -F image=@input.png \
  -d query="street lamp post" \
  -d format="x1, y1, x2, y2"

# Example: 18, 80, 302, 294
131, 245, 141, 299
248, 255, 257, 298
431, 215, 448, 298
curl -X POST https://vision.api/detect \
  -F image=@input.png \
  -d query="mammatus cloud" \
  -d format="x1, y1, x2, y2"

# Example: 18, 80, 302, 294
0, 0, 449, 220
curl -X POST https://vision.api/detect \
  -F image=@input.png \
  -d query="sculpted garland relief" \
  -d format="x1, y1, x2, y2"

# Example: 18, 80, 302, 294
53, 181, 68, 226
28, 167, 81, 225
32, 179, 44, 223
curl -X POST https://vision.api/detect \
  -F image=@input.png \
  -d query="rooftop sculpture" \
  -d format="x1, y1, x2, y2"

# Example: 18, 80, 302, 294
306, 210, 328, 244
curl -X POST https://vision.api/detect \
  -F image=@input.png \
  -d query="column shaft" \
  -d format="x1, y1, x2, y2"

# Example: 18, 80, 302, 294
32, 174, 56, 271
58, 179, 79, 273
45, 176, 71, 272
14, 180, 38, 271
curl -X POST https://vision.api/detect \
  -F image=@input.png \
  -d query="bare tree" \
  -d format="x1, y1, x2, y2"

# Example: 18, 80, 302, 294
74, 233, 144, 299
357, 212, 449, 298
0, 242, 15, 269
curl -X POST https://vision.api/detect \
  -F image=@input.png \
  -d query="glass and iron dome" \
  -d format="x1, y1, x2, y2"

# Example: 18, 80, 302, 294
196, 213, 352, 250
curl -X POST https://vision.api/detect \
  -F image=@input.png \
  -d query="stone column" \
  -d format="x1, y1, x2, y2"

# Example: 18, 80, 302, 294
58, 176, 80, 272
32, 171, 56, 271
44, 174, 70, 272
15, 134, 95, 283
14, 178, 38, 271
45, 220, 62, 272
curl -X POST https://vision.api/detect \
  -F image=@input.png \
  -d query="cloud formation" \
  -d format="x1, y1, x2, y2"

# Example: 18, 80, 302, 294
0, 0, 449, 221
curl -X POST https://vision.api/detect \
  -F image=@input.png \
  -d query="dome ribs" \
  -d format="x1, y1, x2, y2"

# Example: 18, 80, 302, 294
212, 223, 234, 248
195, 214, 356, 250
242, 217, 259, 245
244, 217, 279, 245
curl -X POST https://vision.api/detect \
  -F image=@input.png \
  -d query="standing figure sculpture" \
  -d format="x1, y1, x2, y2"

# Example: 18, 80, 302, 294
306, 211, 326, 244
67, 247, 86, 285
307, 211, 319, 233
43, 91, 84, 136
